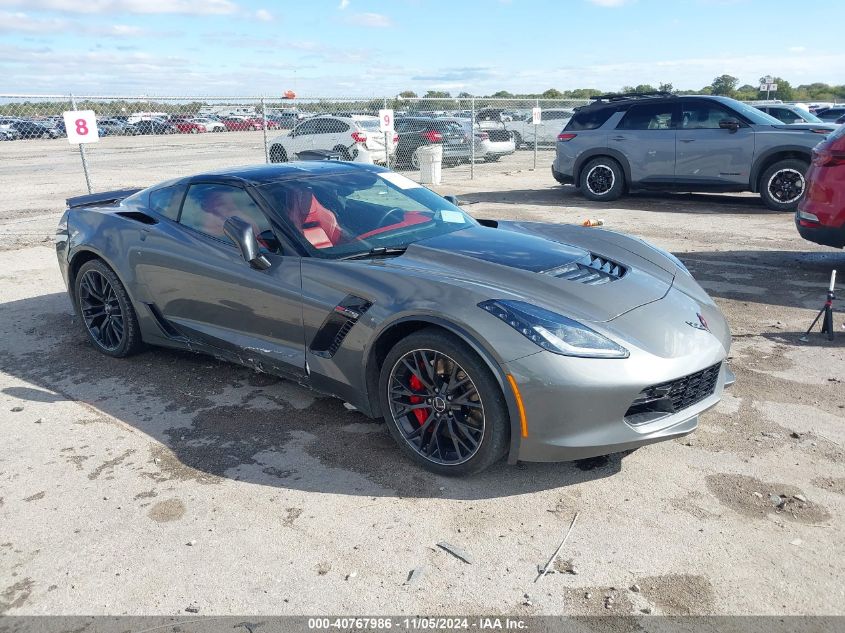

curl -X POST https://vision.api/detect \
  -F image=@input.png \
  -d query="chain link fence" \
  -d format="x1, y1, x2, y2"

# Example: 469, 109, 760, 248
0, 94, 590, 200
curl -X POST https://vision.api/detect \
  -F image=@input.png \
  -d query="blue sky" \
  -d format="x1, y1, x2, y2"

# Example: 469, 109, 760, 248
0, 0, 842, 96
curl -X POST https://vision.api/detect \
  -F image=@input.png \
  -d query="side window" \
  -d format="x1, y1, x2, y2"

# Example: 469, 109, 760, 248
149, 184, 186, 221
293, 120, 316, 136
325, 120, 350, 133
179, 183, 275, 247
618, 103, 676, 130
681, 102, 733, 129
566, 107, 616, 131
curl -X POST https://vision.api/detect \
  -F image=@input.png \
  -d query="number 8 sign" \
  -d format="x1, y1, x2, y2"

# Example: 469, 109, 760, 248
63, 110, 100, 144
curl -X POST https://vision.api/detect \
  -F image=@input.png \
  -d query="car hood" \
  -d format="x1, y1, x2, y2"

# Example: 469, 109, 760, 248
385, 222, 676, 323
770, 123, 838, 133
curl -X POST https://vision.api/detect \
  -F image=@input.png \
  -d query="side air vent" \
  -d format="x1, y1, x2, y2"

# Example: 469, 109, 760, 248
545, 253, 626, 285
310, 295, 373, 359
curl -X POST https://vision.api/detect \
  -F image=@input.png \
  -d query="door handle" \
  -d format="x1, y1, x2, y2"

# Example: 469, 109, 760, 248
679, 139, 695, 143
611, 136, 626, 141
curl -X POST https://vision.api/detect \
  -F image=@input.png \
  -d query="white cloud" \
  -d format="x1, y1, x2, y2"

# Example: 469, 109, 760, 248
788, 46, 806, 53
0, 0, 239, 15
0, 10, 66, 32
254, 8, 272, 21
586, 0, 632, 6
346, 12, 392, 27
338, 0, 350, 9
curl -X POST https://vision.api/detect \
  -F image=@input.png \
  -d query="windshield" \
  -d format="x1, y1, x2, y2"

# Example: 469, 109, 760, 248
257, 170, 477, 258
356, 119, 381, 131
795, 109, 823, 123
725, 100, 783, 125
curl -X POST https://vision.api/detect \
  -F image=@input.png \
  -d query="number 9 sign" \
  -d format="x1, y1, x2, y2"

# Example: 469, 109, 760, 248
378, 108, 394, 133
63, 110, 100, 144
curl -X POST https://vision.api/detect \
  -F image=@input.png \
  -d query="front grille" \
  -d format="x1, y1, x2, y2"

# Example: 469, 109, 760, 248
546, 253, 626, 285
487, 130, 512, 142
625, 362, 721, 425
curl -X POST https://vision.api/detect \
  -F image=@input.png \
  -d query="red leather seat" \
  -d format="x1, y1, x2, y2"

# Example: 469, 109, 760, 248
288, 189, 343, 249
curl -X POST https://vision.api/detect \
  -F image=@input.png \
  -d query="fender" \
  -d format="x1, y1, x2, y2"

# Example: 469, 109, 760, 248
749, 145, 812, 192
573, 147, 633, 186
363, 313, 525, 464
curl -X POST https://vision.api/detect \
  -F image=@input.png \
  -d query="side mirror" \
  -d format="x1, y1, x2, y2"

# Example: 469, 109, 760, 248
223, 216, 271, 270
444, 195, 460, 206
719, 118, 741, 132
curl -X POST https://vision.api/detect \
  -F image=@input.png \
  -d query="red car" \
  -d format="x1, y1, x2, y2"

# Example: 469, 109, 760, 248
173, 120, 207, 134
221, 116, 261, 131
796, 124, 845, 248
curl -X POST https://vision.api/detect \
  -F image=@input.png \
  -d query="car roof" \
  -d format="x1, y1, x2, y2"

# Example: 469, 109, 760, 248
170, 161, 388, 187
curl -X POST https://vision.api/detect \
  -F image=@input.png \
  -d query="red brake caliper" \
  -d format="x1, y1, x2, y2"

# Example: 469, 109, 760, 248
408, 374, 429, 425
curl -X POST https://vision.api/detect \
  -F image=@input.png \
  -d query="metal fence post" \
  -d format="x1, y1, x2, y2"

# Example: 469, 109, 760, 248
470, 97, 476, 180
261, 96, 269, 163
533, 97, 539, 171
383, 97, 390, 170
69, 93, 93, 194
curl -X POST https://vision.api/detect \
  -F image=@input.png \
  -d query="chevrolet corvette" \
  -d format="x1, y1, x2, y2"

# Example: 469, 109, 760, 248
56, 162, 733, 475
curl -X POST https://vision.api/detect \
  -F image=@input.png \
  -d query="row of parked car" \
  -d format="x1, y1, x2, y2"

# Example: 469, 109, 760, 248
0, 112, 293, 140
266, 113, 521, 168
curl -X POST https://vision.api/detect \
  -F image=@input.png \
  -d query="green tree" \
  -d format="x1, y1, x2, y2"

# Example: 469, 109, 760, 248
398, 90, 417, 98
423, 90, 450, 98
710, 74, 739, 97
542, 88, 564, 99
658, 82, 674, 93
490, 90, 514, 98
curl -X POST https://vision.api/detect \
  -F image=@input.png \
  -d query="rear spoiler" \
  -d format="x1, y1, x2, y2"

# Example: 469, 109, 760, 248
66, 188, 142, 209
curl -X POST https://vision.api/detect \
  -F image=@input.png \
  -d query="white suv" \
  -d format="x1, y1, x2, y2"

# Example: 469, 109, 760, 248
268, 115, 396, 164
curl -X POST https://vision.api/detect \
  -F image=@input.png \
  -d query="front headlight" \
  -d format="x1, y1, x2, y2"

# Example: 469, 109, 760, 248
479, 300, 629, 359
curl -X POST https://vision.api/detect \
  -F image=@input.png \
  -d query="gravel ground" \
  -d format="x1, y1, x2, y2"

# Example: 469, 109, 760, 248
0, 135, 844, 617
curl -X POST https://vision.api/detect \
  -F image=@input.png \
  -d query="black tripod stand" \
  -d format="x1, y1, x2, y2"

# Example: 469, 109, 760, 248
805, 269, 837, 341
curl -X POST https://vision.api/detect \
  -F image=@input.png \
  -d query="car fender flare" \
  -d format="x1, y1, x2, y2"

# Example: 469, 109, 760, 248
573, 148, 632, 187
749, 146, 812, 192
363, 313, 524, 464
67, 245, 142, 306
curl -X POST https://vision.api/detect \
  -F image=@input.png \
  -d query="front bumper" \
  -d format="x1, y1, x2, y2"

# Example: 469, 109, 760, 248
506, 349, 729, 462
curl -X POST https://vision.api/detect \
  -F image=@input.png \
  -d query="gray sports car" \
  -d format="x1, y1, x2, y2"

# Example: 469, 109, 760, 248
55, 162, 733, 475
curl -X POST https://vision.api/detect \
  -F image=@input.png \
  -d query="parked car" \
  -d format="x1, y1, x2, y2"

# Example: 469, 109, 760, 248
394, 117, 467, 168
126, 119, 177, 135
221, 116, 262, 131
552, 93, 837, 211
815, 107, 845, 123
439, 117, 515, 162
1, 119, 60, 139
56, 162, 732, 475
754, 104, 824, 125
269, 115, 395, 164
97, 118, 131, 136
796, 123, 845, 248
0, 127, 20, 141
506, 108, 574, 149
267, 111, 307, 129
173, 120, 207, 134
191, 117, 227, 133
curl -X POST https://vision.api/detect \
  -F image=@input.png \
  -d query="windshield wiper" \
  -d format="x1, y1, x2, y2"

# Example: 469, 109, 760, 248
340, 246, 408, 261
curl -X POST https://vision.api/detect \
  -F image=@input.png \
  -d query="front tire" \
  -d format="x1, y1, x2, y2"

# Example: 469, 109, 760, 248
74, 260, 143, 358
759, 159, 808, 212
579, 156, 625, 202
269, 145, 288, 163
378, 328, 510, 476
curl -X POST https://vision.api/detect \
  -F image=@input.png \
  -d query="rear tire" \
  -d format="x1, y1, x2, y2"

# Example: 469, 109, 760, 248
579, 156, 625, 202
759, 158, 808, 212
333, 145, 352, 161
378, 328, 510, 476
269, 145, 288, 163
74, 260, 143, 358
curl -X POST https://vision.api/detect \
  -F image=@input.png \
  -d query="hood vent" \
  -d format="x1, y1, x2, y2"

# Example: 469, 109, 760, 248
545, 253, 626, 285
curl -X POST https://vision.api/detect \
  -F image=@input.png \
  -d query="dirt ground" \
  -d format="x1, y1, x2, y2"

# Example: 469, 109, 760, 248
1, 135, 844, 617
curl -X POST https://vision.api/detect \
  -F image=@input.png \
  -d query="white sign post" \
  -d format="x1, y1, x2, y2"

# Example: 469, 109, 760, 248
532, 106, 541, 170
63, 107, 99, 194
379, 108, 394, 168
